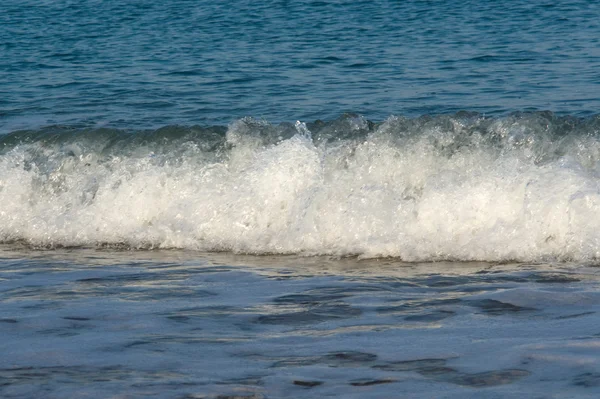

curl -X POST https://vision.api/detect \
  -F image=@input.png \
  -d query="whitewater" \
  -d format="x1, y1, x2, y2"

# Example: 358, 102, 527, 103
3, 112, 600, 262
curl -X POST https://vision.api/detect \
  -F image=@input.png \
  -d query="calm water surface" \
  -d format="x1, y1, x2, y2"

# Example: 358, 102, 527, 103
3, 250, 600, 398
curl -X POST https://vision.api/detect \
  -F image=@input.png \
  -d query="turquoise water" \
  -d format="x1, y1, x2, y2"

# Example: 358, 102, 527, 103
3, 1, 600, 398
2, 0, 600, 131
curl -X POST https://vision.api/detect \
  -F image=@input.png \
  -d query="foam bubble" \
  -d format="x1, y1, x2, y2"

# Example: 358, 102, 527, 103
2, 113, 600, 261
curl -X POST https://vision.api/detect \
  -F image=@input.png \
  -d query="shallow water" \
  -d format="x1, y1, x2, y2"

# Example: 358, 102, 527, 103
2, 248, 600, 398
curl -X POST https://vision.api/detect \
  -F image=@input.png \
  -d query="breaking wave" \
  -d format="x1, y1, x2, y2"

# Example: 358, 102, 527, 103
3, 112, 600, 262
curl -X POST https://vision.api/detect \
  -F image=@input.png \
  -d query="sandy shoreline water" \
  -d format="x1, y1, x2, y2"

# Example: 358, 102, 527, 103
2, 248, 600, 398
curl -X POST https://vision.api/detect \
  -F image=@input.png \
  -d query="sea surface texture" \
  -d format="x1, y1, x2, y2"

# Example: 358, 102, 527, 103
2, 0, 600, 398
2, 0, 600, 130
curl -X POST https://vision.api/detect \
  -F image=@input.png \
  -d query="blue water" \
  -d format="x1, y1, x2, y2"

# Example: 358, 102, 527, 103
2, 0, 600, 132
3, 1, 600, 398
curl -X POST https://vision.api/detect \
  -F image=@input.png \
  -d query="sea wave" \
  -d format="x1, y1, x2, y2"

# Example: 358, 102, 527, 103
2, 112, 600, 262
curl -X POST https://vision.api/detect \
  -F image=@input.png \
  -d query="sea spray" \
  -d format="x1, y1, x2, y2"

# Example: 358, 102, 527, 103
2, 112, 600, 261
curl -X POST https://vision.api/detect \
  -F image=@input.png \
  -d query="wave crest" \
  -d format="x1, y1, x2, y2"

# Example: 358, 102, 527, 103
2, 112, 600, 262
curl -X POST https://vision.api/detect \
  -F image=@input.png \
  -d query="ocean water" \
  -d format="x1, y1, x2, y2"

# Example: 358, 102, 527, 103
2, 0, 600, 397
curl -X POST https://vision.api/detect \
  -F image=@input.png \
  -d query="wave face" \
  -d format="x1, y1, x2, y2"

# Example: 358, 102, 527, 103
3, 112, 600, 261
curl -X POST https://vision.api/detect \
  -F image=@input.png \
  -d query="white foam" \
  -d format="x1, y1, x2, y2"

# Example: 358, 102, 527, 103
2, 115, 600, 261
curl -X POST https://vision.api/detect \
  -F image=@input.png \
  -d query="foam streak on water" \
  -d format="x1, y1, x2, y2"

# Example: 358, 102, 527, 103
2, 112, 600, 262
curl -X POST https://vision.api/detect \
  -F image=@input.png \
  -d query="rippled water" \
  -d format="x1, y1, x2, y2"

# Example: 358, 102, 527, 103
3, 250, 600, 398
2, 0, 600, 131
3, 0, 600, 397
